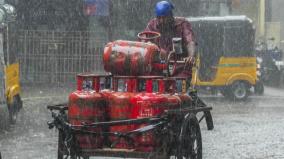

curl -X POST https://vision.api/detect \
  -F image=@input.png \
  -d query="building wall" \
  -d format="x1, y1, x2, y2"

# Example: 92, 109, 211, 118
109, 0, 203, 40
231, 0, 259, 36
88, 0, 231, 41
271, 0, 284, 50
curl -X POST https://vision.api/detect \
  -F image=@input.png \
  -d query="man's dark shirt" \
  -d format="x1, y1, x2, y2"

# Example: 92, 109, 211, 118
145, 17, 195, 55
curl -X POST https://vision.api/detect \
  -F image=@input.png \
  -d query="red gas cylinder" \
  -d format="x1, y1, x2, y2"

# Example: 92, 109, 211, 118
108, 76, 137, 149
103, 40, 160, 75
173, 77, 193, 107
130, 76, 181, 152
158, 78, 181, 110
68, 74, 107, 150
130, 93, 167, 152
157, 78, 181, 114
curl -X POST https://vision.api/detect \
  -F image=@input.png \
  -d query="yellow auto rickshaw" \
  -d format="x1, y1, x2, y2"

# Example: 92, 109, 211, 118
0, 61, 22, 124
188, 16, 261, 100
0, 3, 22, 124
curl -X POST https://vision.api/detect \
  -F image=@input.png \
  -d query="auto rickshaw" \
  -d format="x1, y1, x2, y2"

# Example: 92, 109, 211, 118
0, 3, 22, 124
188, 16, 261, 100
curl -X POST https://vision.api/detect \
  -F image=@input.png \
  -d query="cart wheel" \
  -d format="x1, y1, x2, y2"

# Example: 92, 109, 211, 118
204, 111, 214, 131
61, 154, 88, 159
175, 113, 202, 159
57, 131, 86, 159
58, 130, 65, 159
69, 155, 84, 159
70, 155, 89, 159
194, 97, 214, 131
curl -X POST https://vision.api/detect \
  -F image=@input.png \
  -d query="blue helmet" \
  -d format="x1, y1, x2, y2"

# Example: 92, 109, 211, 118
155, 1, 174, 17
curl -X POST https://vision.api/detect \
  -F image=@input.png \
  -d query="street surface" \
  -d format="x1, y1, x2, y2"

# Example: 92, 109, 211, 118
0, 86, 284, 159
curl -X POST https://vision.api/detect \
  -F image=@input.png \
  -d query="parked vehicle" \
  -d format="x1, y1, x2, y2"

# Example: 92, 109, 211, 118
255, 39, 284, 87
188, 16, 260, 100
0, 3, 22, 124
0, 61, 22, 124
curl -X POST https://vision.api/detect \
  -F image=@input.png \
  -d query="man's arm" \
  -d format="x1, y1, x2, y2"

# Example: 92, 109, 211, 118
184, 42, 195, 66
186, 41, 195, 57
144, 18, 157, 32
182, 20, 195, 64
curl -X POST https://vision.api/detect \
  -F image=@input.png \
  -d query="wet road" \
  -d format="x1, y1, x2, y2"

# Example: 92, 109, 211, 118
0, 86, 284, 159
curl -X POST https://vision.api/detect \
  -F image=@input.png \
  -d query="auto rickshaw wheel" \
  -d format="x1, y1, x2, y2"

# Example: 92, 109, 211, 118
177, 113, 202, 159
229, 81, 249, 101
8, 95, 22, 124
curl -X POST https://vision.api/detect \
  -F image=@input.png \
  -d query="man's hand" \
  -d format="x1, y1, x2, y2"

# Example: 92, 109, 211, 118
184, 42, 195, 69
184, 56, 195, 66
160, 48, 167, 61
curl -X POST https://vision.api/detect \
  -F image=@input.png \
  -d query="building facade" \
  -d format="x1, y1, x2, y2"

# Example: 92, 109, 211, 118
6, 0, 274, 84
270, 0, 284, 50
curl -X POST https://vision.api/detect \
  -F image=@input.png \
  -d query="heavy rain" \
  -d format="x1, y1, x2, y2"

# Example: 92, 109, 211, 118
0, 0, 283, 159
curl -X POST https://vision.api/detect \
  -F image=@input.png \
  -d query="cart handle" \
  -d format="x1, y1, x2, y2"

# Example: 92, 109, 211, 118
47, 103, 68, 111
82, 117, 163, 127
165, 106, 212, 115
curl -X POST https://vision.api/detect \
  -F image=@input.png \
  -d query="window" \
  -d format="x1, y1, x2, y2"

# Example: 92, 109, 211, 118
224, 23, 255, 57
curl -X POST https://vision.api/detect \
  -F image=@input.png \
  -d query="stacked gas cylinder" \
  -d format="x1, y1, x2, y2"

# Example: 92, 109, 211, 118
67, 40, 193, 152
